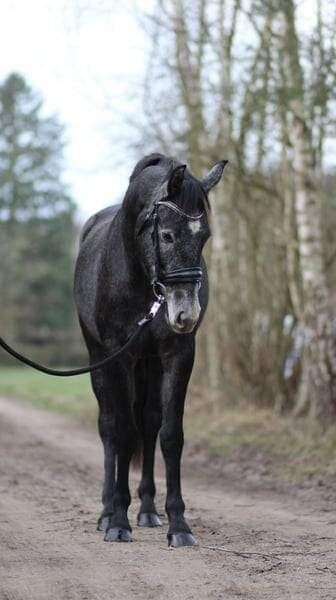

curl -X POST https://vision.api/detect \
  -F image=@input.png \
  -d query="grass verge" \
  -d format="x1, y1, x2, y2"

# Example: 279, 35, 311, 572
184, 392, 336, 482
0, 366, 96, 424
1, 367, 336, 483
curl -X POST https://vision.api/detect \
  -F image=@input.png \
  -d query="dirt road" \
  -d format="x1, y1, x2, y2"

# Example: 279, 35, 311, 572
0, 396, 335, 600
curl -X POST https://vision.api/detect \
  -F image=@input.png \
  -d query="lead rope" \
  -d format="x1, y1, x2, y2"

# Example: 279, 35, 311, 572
0, 296, 165, 377
0, 196, 204, 377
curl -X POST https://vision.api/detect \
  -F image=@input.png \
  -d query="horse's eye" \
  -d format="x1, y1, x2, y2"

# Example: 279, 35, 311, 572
161, 231, 174, 244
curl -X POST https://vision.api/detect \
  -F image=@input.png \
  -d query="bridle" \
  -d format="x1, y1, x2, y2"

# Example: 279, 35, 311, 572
138, 197, 205, 303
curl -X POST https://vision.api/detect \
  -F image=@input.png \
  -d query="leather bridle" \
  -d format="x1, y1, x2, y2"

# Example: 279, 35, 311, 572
138, 197, 205, 302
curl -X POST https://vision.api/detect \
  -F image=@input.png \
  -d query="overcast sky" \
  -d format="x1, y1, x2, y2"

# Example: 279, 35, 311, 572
0, 0, 319, 221
0, 0, 152, 219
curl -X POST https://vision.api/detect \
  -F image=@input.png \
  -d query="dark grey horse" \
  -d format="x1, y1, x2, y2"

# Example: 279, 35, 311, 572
74, 153, 226, 547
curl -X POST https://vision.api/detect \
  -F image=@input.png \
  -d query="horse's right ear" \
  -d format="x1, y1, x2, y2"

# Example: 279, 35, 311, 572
167, 165, 186, 197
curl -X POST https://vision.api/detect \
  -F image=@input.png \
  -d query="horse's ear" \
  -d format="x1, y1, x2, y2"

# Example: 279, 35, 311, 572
167, 165, 186, 196
201, 160, 228, 193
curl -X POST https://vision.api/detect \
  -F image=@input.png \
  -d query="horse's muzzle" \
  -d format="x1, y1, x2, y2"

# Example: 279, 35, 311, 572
164, 285, 201, 334
171, 311, 199, 334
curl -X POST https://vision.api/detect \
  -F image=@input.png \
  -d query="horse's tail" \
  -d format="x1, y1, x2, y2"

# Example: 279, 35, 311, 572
131, 418, 143, 471
131, 358, 147, 470
132, 434, 143, 470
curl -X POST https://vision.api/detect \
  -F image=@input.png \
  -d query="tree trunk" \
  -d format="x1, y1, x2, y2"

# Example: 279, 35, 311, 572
280, 0, 336, 421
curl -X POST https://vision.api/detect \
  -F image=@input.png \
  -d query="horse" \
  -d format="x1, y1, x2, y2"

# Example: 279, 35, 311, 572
74, 153, 227, 547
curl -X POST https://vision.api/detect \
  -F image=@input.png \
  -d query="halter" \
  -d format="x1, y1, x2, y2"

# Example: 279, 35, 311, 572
144, 197, 205, 299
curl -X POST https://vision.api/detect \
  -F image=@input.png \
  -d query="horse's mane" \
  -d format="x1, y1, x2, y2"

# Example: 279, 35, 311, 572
129, 153, 167, 182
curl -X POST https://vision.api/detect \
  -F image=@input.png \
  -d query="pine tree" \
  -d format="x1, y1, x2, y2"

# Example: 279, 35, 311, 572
0, 73, 76, 350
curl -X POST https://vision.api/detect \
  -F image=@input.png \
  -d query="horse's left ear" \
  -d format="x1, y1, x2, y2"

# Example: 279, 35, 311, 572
201, 160, 228, 193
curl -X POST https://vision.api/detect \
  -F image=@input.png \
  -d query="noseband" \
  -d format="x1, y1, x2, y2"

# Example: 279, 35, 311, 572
148, 199, 204, 298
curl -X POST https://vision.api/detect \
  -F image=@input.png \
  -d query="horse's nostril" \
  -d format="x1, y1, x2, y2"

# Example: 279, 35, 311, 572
176, 311, 185, 326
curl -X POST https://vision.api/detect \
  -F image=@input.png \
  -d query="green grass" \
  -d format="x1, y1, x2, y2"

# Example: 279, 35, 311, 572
2, 367, 336, 483
0, 366, 97, 424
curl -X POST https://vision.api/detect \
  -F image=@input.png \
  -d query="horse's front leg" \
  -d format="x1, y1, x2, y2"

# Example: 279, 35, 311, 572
160, 338, 196, 547
92, 360, 136, 542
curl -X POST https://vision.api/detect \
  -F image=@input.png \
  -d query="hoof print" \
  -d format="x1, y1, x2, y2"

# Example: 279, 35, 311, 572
104, 527, 132, 543
168, 533, 197, 548
137, 512, 162, 528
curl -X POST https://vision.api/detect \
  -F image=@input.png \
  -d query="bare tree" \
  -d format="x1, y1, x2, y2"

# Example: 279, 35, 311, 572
276, 0, 336, 420
79, 0, 336, 422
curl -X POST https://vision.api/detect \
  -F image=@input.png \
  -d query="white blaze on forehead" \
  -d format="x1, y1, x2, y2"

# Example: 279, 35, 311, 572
188, 220, 201, 234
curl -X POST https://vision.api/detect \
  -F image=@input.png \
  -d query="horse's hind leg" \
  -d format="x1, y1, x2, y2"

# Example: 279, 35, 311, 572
136, 358, 162, 528
91, 361, 136, 542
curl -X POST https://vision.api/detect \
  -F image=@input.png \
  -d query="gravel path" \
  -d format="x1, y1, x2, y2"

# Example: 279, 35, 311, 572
0, 396, 335, 600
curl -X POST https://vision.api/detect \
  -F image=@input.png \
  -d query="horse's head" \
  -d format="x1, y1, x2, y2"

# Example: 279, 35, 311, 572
135, 160, 227, 334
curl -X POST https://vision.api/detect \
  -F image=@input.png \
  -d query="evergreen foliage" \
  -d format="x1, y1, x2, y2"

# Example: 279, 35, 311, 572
0, 73, 77, 351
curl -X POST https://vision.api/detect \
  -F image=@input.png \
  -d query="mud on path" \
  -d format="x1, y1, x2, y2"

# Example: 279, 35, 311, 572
0, 396, 335, 600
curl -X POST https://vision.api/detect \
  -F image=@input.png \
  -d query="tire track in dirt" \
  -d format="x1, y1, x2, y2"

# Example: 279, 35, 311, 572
0, 396, 335, 600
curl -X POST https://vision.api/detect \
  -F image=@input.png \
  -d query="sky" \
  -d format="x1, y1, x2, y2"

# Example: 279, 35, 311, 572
0, 0, 319, 221
0, 0, 152, 219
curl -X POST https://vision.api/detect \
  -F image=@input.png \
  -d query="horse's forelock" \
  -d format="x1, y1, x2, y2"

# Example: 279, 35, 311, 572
129, 155, 210, 218
172, 174, 210, 215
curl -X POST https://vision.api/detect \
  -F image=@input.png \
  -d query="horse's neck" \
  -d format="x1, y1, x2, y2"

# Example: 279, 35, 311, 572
106, 205, 141, 289
101, 207, 152, 329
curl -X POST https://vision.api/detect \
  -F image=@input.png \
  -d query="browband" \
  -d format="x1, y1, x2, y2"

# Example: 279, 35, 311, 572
156, 200, 204, 220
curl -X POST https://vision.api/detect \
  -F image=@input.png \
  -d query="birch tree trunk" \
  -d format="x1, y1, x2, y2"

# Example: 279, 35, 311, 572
279, 0, 336, 421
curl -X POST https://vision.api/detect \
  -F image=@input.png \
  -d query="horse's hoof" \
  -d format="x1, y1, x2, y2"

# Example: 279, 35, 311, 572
104, 527, 132, 542
97, 516, 111, 532
137, 512, 162, 527
168, 532, 197, 548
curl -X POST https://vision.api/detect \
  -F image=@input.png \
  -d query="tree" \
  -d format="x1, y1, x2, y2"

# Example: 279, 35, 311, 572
72, 0, 336, 419
133, 0, 336, 420
0, 73, 77, 352
137, 0, 291, 408
276, 0, 336, 420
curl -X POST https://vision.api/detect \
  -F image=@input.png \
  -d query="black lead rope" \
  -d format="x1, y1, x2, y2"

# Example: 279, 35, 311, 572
0, 196, 204, 378
0, 297, 165, 377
